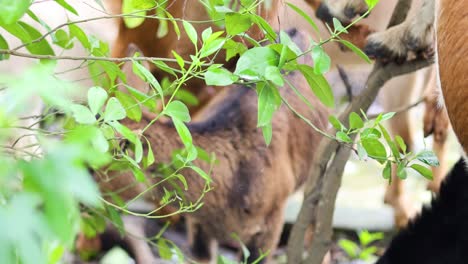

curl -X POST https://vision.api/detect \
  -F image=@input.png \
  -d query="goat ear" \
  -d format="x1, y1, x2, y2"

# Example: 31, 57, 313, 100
119, 43, 151, 94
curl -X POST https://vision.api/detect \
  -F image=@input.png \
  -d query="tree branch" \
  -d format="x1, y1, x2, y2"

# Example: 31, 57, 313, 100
286, 0, 432, 262
0, 49, 208, 65
367, 97, 425, 120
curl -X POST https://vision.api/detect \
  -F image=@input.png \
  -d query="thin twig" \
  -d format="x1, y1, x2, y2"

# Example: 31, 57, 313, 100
337, 65, 354, 101
368, 97, 425, 119
0, 49, 211, 65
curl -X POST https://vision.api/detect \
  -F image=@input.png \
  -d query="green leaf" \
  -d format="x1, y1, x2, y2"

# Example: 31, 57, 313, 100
104, 97, 126, 122
13, 21, 55, 55
416, 150, 440, 167
333, 18, 347, 33
299, 64, 335, 108
0, 0, 30, 25
131, 0, 157, 9
53, 29, 74, 49
205, 67, 238, 86
152, 60, 176, 77
55, 0, 78, 15
87, 86, 108, 115
286, 3, 319, 35
251, 14, 277, 42
126, 85, 157, 111
375, 112, 396, 124
381, 112, 396, 121
71, 104, 96, 124
185, 144, 198, 162
0, 33, 9, 60
262, 123, 273, 146
361, 128, 381, 139
172, 118, 192, 147
157, 239, 172, 260
92, 128, 109, 153
182, 21, 198, 46
257, 83, 281, 127
336, 131, 352, 143
175, 89, 199, 106
365, 0, 379, 10
165, 100, 191, 122
175, 174, 188, 191
395, 135, 407, 153
411, 164, 433, 180
338, 239, 359, 259
223, 39, 248, 61
132, 167, 146, 182
69, 23, 89, 49
122, 0, 147, 29
106, 207, 124, 233
329, 115, 346, 131
172, 50, 185, 69
218, 255, 238, 264
397, 162, 407, 179
164, 11, 179, 39
265, 66, 284, 86
109, 121, 137, 143
115, 90, 142, 122
202, 27, 212, 42
378, 124, 400, 160
339, 39, 371, 63
358, 230, 384, 246
144, 138, 155, 167
359, 246, 378, 260
225, 12, 252, 35
357, 143, 367, 160
311, 46, 331, 74
279, 30, 302, 56
132, 61, 164, 96
155, 2, 168, 38
349, 112, 364, 129
189, 166, 212, 183
361, 138, 387, 159
234, 47, 279, 80
200, 38, 226, 58
382, 161, 391, 179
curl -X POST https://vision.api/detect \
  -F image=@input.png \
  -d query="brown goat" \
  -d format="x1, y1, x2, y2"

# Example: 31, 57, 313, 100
95, 29, 329, 263
437, 0, 468, 155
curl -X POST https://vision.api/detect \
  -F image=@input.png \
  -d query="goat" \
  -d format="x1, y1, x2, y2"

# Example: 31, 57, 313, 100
95, 28, 329, 263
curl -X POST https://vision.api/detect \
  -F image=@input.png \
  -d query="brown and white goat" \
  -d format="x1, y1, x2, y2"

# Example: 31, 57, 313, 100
95, 29, 329, 263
